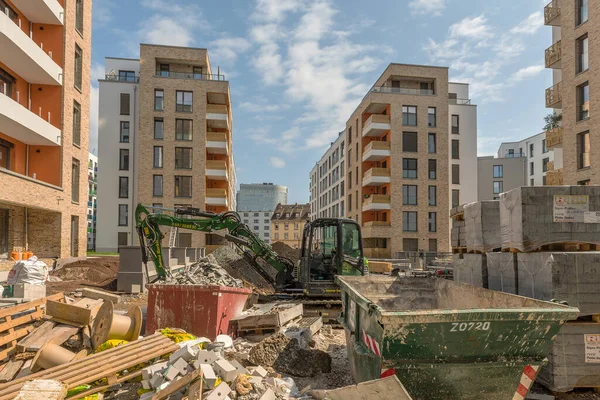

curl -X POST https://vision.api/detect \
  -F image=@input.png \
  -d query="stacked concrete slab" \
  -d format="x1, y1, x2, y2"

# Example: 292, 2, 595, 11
485, 252, 518, 294
453, 254, 488, 288
450, 205, 466, 249
499, 186, 600, 252
464, 201, 501, 253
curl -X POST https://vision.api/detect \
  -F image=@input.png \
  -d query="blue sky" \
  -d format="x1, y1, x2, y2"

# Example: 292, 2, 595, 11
90, 0, 551, 204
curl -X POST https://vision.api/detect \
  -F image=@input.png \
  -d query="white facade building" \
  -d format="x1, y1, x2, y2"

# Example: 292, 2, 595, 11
497, 132, 554, 186
240, 211, 273, 243
310, 131, 346, 220
87, 152, 98, 251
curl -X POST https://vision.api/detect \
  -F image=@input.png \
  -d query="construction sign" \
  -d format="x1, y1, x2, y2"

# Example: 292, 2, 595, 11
553, 195, 589, 222
585, 334, 600, 363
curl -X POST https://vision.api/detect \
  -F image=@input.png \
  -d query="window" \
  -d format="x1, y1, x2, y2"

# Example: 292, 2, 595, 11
348, 149, 351, 167
0, 139, 11, 169
428, 133, 436, 153
284, 233, 289, 240
542, 157, 550, 172
355, 167, 358, 185
120, 93, 130, 115
530, 178, 534, 186
493, 165, 503, 178
275, 233, 279, 240
75, 0, 84, 34
578, 179, 591, 186
508, 149, 515, 157
158, 64, 170, 77
428, 212, 437, 232
543, 175, 547, 185
264, 219, 269, 224
118, 232, 128, 247
452, 190, 460, 208
284, 223, 289, 230
348, 127, 352, 144
119, 177, 128, 198
493, 181, 503, 194
428, 107, 436, 127
176, 119, 193, 141
403, 211, 417, 232
119, 149, 129, 170
577, 0, 588, 25
154, 90, 164, 111
153, 146, 163, 168
355, 193, 359, 209
529, 143, 534, 157
402, 106, 417, 126
118, 205, 128, 226
451, 139, 460, 159
152, 203, 163, 214
429, 239, 438, 252
74, 45, 83, 90
154, 119, 163, 140
403, 158, 417, 179
577, 131, 590, 169
577, 82, 589, 121
428, 159, 436, 179
530, 162, 534, 176
118, 70, 136, 82
73, 101, 81, 146
117, 121, 129, 143
348, 171, 352, 188
176, 91, 193, 112
542, 139, 548, 153
348, 194, 352, 211
153, 175, 163, 196
452, 164, 460, 184
451, 115, 459, 134
355, 143, 358, 161
71, 159, 80, 203
429, 186, 436, 206
175, 176, 192, 197
253, 219, 259, 223
577, 35, 589, 73
403, 185, 417, 205
402, 132, 418, 152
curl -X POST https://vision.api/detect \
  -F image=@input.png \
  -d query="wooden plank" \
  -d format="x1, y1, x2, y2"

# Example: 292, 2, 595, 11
0, 326, 34, 348
14, 380, 66, 400
153, 368, 202, 400
45, 301, 92, 327
187, 379, 202, 400
80, 288, 121, 304
0, 360, 24, 383
15, 360, 31, 380
236, 303, 303, 329
0, 312, 41, 335
0, 293, 64, 320
15, 322, 56, 353
80, 326, 91, 350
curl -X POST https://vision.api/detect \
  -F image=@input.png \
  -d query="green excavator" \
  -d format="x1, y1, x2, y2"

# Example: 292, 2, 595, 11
135, 204, 366, 302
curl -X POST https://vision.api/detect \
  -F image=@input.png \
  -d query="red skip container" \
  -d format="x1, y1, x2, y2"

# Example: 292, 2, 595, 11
145, 284, 252, 340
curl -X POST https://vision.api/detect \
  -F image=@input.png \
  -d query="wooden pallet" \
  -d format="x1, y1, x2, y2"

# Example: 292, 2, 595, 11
536, 242, 599, 252
0, 333, 178, 400
0, 293, 65, 362
452, 247, 467, 255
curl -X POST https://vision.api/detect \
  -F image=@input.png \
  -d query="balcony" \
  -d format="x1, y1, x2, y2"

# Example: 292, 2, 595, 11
10, 0, 63, 25
206, 104, 229, 130
545, 41, 561, 69
362, 115, 391, 137
362, 195, 391, 211
104, 74, 139, 83
362, 221, 391, 239
0, 12, 62, 85
206, 160, 228, 180
544, 0, 560, 26
362, 167, 391, 186
546, 82, 562, 109
546, 168, 563, 186
363, 247, 391, 259
0, 91, 61, 146
206, 132, 228, 155
362, 141, 390, 161
0, 168, 62, 211
371, 86, 434, 96
205, 188, 228, 207
449, 98, 471, 105
155, 71, 226, 81
546, 126, 563, 149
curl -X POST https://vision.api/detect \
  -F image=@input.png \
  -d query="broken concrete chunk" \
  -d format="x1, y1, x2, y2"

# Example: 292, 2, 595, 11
259, 388, 276, 400
163, 365, 180, 381
172, 357, 189, 375
205, 382, 232, 400
200, 364, 218, 389
150, 374, 164, 389
169, 344, 196, 363
251, 366, 268, 378
196, 349, 220, 364
214, 359, 238, 382
139, 392, 154, 400
141, 380, 151, 390
229, 359, 248, 376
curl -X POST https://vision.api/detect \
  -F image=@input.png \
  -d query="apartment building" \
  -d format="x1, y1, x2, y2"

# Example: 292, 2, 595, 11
477, 156, 527, 201
309, 131, 346, 220
544, 0, 594, 185
497, 132, 554, 186
87, 152, 97, 251
240, 211, 272, 243
96, 45, 236, 252
271, 203, 310, 249
0, 0, 91, 265
236, 183, 287, 243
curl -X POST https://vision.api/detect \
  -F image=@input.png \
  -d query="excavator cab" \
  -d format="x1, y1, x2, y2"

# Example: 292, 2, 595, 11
298, 218, 365, 297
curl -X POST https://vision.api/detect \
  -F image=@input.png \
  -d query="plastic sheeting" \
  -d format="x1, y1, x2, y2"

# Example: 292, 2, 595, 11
486, 253, 517, 294
453, 254, 488, 288
6, 256, 48, 285
464, 201, 501, 253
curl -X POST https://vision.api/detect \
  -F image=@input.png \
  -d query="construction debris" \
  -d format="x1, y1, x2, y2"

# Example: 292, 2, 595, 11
271, 242, 301, 264
308, 376, 413, 400
211, 246, 275, 294
158, 254, 244, 287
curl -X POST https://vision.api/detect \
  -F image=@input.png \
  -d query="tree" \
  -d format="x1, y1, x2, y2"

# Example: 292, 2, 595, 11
543, 113, 562, 131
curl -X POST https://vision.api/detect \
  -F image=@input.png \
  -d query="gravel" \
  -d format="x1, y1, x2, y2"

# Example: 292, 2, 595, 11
159, 254, 244, 287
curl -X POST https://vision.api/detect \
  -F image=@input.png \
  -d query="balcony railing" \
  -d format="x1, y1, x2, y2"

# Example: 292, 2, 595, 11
104, 74, 139, 82
363, 194, 391, 208
207, 104, 228, 115
364, 141, 390, 153
371, 86, 434, 96
545, 40, 561, 68
363, 168, 391, 179
363, 221, 391, 227
504, 152, 526, 158
449, 98, 471, 105
546, 126, 563, 148
545, 82, 562, 108
155, 71, 226, 81
544, 0, 561, 25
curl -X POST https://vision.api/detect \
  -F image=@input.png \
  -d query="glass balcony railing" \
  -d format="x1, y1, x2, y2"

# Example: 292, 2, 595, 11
371, 86, 434, 95
154, 71, 226, 81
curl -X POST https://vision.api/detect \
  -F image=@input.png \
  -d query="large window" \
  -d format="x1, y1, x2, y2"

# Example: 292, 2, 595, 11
175, 176, 192, 197
428, 212, 437, 232
403, 158, 417, 179
73, 101, 81, 146
429, 185, 437, 206
529, 143, 534, 157
119, 177, 129, 198
175, 148, 192, 169
403, 211, 417, 232
74, 45, 83, 90
577, 35, 589, 73
120, 121, 130, 143
118, 205, 128, 226
176, 119, 193, 140
176, 91, 193, 112
428, 133, 436, 153
71, 159, 80, 203
153, 175, 163, 197
451, 115, 459, 134
154, 90, 164, 111
577, 131, 590, 169
402, 106, 417, 126
493, 181, 503, 194
577, 0, 588, 25
153, 146, 163, 168
493, 165, 503, 178
154, 119, 163, 140
429, 159, 436, 180
403, 185, 417, 205
577, 82, 589, 121
119, 149, 129, 171
542, 157, 550, 172
402, 132, 418, 152
530, 162, 534, 176
75, 0, 84, 34
120, 93, 130, 115
428, 107, 436, 127
451, 139, 460, 159
452, 189, 460, 208
542, 139, 548, 153
452, 164, 460, 184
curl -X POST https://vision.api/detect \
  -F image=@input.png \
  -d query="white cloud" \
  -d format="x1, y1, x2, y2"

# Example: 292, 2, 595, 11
240, 97, 287, 113
409, 0, 446, 17
449, 15, 493, 39
90, 61, 105, 84
92, 0, 115, 26
493, 35, 526, 59
210, 37, 252, 64
137, 15, 195, 47
252, 0, 304, 22
510, 12, 544, 35
509, 64, 544, 82
269, 157, 286, 168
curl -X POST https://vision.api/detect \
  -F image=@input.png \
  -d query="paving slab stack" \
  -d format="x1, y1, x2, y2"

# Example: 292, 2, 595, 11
450, 205, 466, 249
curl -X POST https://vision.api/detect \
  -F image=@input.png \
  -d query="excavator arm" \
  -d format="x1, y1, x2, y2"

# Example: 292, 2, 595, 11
135, 204, 295, 289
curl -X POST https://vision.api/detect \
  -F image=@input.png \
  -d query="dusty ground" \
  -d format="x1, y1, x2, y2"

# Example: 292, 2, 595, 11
529, 383, 600, 399
46, 256, 119, 295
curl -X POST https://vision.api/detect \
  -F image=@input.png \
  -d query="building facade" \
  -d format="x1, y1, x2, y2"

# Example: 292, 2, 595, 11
87, 152, 97, 251
477, 156, 527, 201
497, 132, 554, 186
0, 0, 91, 264
96, 45, 236, 252
240, 211, 272, 243
309, 131, 346, 220
271, 203, 310, 249
236, 183, 287, 211
543, 0, 594, 185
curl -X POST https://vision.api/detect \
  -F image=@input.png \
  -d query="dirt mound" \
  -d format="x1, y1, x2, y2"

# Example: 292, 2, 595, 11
51, 256, 119, 285
271, 242, 301, 263
210, 246, 275, 294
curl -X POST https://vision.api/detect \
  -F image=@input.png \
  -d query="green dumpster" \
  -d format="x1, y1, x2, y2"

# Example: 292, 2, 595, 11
336, 275, 579, 400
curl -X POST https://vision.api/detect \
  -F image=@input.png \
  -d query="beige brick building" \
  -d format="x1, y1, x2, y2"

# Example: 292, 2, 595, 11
544, 0, 595, 185
271, 204, 310, 249
344, 64, 451, 258
0, 0, 92, 265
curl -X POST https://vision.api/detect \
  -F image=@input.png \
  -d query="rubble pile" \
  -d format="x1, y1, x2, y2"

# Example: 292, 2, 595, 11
271, 242, 301, 264
163, 254, 243, 287
211, 246, 276, 294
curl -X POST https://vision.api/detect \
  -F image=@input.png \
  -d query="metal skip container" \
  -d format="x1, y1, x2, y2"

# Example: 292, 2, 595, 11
336, 275, 579, 400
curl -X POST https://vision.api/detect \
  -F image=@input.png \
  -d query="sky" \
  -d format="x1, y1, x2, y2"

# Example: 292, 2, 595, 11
90, 0, 552, 204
